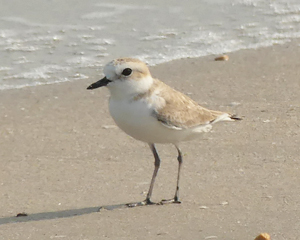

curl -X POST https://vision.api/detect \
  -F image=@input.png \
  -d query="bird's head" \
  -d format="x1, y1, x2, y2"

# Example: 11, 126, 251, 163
87, 58, 153, 98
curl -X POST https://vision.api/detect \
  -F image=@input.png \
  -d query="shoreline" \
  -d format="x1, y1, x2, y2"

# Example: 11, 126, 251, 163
1, 41, 300, 239
0, 39, 296, 92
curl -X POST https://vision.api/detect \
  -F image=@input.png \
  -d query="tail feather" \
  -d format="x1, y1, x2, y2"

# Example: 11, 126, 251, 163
210, 113, 242, 124
230, 114, 243, 121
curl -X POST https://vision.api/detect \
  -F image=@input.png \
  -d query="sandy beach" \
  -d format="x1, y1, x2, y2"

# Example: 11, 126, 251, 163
1, 42, 300, 239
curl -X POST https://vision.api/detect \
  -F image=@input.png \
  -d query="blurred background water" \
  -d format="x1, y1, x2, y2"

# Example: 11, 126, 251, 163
1, 0, 300, 90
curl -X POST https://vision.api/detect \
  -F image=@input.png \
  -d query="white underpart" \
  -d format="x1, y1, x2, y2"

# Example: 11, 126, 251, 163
109, 97, 212, 144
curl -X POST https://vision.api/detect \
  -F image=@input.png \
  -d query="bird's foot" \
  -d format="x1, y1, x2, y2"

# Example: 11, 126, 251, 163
126, 198, 156, 208
159, 197, 181, 205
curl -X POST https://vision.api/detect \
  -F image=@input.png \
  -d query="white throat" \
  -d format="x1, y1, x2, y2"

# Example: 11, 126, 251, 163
107, 76, 153, 100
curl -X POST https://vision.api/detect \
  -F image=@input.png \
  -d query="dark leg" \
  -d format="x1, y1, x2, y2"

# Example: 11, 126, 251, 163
174, 145, 182, 202
127, 143, 160, 207
145, 143, 161, 202
160, 145, 182, 204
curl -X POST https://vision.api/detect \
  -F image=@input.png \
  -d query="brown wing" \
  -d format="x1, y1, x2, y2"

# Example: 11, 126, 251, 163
152, 80, 225, 129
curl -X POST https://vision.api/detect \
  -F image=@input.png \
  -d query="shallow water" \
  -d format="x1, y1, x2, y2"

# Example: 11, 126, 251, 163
1, 0, 300, 90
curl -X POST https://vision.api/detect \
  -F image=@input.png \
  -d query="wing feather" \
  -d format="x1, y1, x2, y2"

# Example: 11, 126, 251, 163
151, 79, 226, 129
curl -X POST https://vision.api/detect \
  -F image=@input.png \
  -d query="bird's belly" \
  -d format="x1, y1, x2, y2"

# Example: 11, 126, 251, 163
109, 99, 209, 144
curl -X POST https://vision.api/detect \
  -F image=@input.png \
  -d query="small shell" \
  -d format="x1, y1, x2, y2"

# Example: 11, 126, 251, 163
254, 233, 271, 240
214, 55, 229, 61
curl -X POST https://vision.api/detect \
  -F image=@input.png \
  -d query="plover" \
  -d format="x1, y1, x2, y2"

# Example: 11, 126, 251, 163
87, 58, 240, 207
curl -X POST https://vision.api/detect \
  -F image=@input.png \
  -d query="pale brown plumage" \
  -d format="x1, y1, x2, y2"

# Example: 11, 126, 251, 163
135, 78, 230, 129
114, 58, 239, 129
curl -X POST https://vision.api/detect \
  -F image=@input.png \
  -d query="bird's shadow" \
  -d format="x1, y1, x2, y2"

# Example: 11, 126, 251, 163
0, 202, 134, 225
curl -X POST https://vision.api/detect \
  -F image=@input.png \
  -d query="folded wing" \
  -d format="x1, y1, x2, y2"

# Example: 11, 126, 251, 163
152, 80, 231, 129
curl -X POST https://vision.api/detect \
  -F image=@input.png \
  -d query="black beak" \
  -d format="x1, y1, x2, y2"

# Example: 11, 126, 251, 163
87, 77, 111, 90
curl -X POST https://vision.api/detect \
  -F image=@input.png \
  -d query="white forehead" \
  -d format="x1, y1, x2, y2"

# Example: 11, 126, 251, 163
103, 62, 119, 79
103, 61, 129, 79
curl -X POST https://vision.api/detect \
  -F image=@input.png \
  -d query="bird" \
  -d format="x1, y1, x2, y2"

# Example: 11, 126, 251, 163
87, 58, 241, 207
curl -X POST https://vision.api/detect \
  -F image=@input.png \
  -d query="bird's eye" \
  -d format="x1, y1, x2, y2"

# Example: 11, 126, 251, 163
122, 68, 132, 76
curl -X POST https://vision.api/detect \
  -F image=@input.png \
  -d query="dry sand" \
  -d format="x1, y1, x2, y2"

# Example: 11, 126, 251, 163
1, 42, 300, 239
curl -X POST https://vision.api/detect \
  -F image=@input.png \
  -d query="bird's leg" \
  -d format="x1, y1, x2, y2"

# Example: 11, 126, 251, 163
173, 145, 182, 203
160, 145, 182, 205
126, 143, 160, 207
145, 143, 161, 203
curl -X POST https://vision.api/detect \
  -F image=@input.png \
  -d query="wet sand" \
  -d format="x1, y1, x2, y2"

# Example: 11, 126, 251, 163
1, 42, 300, 239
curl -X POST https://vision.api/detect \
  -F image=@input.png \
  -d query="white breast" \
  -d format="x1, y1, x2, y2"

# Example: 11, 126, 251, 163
108, 98, 210, 144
